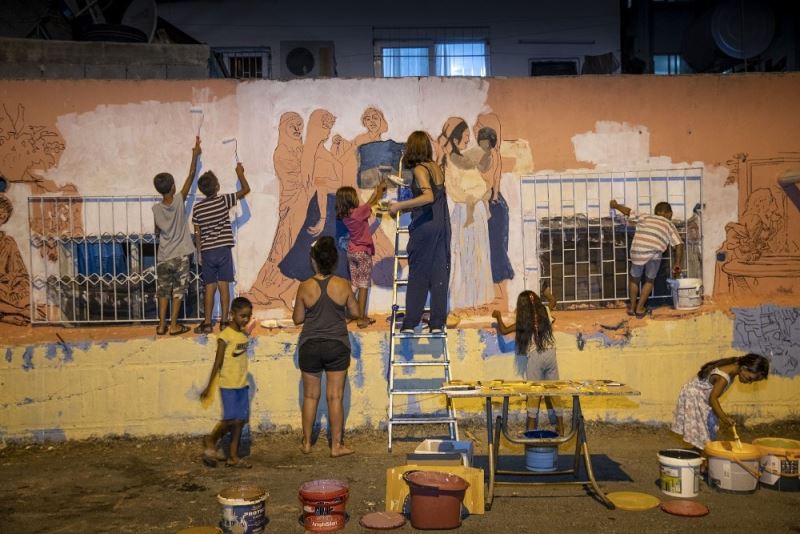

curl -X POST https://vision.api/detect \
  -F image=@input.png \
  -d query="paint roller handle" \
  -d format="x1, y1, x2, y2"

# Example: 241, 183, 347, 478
732, 457, 761, 480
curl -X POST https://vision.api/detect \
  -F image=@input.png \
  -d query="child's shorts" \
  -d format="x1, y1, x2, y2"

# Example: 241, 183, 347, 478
156, 254, 191, 299
201, 246, 235, 283
220, 386, 250, 421
630, 257, 661, 281
347, 250, 372, 289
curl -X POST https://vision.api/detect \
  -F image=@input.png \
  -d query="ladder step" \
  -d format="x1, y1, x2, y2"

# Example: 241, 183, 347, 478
389, 416, 457, 424
393, 279, 408, 286
393, 306, 431, 314
397, 228, 409, 234
395, 253, 409, 259
391, 389, 448, 395
392, 332, 446, 339
391, 361, 450, 367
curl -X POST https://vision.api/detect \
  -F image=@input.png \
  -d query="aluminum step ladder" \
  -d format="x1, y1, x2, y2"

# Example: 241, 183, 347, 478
387, 200, 458, 452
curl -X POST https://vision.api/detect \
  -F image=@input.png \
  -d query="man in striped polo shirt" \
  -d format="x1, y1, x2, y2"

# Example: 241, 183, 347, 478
192, 163, 251, 333
610, 199, 684, 319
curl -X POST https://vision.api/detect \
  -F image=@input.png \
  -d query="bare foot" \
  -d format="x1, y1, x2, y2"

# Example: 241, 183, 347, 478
331, 445, 354, 457
300, 442, 312, 454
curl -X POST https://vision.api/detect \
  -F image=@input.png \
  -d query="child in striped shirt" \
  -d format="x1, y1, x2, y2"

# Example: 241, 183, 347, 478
610, 200, 684, 318
192, 163, 251, 334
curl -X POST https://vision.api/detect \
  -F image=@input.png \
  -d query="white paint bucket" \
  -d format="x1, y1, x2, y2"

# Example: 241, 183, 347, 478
667, 278, 703, 310
657, 449, 703, 498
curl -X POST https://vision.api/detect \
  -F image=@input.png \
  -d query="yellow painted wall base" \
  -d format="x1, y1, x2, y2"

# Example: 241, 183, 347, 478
0, 312, 798, 441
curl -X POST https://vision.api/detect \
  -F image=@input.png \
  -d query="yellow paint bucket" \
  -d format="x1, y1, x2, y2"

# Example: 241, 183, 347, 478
704, 441, 761, 493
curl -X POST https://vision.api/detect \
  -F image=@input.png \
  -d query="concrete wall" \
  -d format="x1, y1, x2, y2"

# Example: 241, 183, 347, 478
1, 311, 797, 441
0, 74, 798, 440
159, 0, 621, 77
0, 37, 209, 79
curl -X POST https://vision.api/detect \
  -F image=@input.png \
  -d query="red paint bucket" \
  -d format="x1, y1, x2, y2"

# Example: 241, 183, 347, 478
403, 471, 469, 530
298, 479, 349, 532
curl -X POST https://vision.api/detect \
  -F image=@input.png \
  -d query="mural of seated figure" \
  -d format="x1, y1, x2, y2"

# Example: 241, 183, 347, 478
0, 193, 30, 325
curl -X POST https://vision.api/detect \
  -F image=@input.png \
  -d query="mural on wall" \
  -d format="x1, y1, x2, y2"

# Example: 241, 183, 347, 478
440, 115, 516, 312
0, 104, 65, 192
245, 109, 348, 307
475, 113, 514, 309
0, 193, 30, 325
732, 304, 800, 378
716, 154, 800, 296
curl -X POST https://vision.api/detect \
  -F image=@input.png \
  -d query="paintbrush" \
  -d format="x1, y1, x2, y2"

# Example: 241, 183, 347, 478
190, 107, 204, 138
731, 423, 742, 450
222, 137, 239, 163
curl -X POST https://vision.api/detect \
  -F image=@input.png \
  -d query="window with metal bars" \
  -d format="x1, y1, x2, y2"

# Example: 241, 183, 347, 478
27, 196, 206, 324
373, 26, 490, 77
212, 47, 272, 79
520, 169, 703, 308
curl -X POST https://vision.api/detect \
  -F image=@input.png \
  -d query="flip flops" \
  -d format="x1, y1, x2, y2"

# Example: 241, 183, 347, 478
635, 309, 651, 319
225, 460, 253, 469
156, 326, 168, 336
194, 323, 213, 334
169, 325, 191, 336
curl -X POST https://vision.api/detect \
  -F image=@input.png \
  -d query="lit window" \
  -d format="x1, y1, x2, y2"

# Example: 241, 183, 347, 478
374, 27, 490, 78
653, 54, 692, 75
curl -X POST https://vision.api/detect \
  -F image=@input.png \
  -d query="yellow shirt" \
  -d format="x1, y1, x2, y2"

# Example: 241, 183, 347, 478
217, 327, 250, 389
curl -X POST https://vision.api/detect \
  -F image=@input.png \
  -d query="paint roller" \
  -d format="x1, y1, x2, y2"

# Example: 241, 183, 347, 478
222, 137, 239, 163
190, 107, 204, 138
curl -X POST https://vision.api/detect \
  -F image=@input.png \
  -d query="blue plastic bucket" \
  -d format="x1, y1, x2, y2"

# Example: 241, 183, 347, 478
217, 485, 268, 534
523, 430, 559, 472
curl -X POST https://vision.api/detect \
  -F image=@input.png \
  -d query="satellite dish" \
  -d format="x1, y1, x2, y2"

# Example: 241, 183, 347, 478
711, 0, 775, 59
286, 47, 315, 77
122, 0, 158, 43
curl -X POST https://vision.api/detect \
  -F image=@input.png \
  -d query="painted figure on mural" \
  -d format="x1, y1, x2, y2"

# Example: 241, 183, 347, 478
330, 107, 394, 285
724, 188, 785, 262
439, 117, 494, 310
277, 109, 348, 306
0, 194, 30, 325
246, 112, 307, 306
474, 113, 514, 309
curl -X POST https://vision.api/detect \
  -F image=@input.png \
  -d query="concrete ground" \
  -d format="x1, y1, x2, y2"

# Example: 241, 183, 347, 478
1, 422, 799, 533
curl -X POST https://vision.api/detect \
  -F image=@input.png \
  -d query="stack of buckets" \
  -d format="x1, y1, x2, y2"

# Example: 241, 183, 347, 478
523, 430, 560, 472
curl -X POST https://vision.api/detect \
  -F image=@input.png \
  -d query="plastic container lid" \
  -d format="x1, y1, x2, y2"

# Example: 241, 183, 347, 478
607, 491, 660, 511
752, 437, 800, 457
704, 441, 762, 461
359, 511, 406, 530
660, 500, 709, 517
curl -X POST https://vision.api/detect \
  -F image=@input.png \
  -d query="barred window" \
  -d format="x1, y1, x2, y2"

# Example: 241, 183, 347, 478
374, 27, 489, 77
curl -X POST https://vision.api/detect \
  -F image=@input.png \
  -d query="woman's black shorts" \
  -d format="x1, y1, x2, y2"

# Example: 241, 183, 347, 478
299, 339, 351, 373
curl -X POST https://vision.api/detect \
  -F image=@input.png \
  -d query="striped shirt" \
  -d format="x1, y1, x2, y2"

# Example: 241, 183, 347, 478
629, 212, 682, 265
192, 193, 237, 251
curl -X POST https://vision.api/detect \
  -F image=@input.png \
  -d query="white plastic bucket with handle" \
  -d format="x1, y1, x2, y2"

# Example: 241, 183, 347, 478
658, 449, 704, 497
667, 278, 703, 310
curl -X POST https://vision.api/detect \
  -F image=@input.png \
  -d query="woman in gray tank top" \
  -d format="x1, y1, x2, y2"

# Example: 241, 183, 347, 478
293, 236, 360, 457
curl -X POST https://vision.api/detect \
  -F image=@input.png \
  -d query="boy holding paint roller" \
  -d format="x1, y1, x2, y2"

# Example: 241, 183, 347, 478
152, 137, 201, 336
192, 157, 251, 334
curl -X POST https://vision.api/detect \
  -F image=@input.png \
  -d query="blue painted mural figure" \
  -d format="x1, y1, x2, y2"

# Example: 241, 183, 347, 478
474, 113, 514, 309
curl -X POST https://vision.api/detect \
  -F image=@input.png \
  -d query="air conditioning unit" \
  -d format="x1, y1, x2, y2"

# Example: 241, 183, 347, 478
280, 41, 336, 80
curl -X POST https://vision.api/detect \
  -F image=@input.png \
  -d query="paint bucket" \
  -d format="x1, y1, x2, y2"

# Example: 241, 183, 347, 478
753, 437, 800, 492
667, 278, 703, 310
704, 441, 761, 494
657, 449, 704, 498
403, 470, 469, 530
523, 430, 559, 472
299, 479, 349, 532
217, 485, 268, 534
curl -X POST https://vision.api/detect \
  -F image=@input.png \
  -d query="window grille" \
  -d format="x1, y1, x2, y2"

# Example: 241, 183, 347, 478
212, 47, 272, 79
520, 169, 703, 307
373, 26, 489, 77
28, 196, 205, 324
653, 54, 693, 75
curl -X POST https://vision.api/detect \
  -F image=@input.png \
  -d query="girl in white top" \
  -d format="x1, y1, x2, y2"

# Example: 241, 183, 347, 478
671, 353, 769, 449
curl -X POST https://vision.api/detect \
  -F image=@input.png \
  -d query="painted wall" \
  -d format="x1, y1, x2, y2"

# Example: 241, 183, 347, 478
0, 74, 799, 439
1, 313, 797, 441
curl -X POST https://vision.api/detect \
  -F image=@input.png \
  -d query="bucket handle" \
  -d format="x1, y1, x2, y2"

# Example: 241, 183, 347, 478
732, 457, 761, 480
